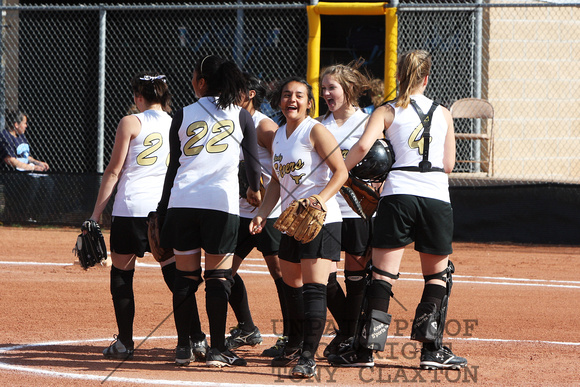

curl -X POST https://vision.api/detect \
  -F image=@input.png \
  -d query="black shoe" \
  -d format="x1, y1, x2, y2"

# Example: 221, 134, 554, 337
175, 342, 194, 366
420, 346, 467, 370
328, 347, 374, 367
291, 356, 317, 378
206, 348, 247, 367
271, 346, 302, 367
225, 325, 263, 350
323, 330, 352, 357
191, 337, 208, 361
103, 335, 134, 360
261, 336, 287, 357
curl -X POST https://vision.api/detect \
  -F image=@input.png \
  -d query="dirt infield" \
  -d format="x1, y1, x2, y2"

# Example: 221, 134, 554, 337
0, 226, 578, 386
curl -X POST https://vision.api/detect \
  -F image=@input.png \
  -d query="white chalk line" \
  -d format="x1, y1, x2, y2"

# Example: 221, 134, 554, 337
0, 334, 578, 386
2, 259, 579, 289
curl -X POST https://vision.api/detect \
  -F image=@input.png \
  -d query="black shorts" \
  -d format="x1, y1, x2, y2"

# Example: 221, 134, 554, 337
341, 217, 370, 256
372, 195, 453, 255
161, 208, 239, 255
235, 217, 281, 259
278, 222, 341, 263
110, 216, 149, 257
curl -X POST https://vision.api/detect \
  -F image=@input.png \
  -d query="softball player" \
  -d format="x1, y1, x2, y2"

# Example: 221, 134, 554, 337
225, 73, 290, 356
250, 77, 348, 378
90, 73, 207, 360
332, 49, 468, 369
157, 55, 262, 368
317, 62, 372, 358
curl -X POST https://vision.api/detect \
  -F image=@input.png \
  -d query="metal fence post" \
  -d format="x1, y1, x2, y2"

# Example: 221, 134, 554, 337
97, 6, 106, 173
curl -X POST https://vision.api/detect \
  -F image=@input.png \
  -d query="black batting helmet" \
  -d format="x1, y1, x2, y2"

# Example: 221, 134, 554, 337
351, 138, 395, 182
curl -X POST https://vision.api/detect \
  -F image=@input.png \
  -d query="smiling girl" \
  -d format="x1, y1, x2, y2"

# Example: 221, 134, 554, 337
250, 77, 348, 378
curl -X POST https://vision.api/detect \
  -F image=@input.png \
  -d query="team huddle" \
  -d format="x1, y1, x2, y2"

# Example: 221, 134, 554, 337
85, 49, 467, 379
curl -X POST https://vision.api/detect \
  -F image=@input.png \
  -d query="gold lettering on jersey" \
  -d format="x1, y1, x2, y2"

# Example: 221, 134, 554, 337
273, 153, 305, 184
408, 123, 432, 155
341, 149, 349, 159
136, 132, 163, 166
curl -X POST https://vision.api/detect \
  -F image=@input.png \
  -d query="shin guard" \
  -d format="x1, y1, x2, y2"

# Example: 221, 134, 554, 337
358, 279, 393, 351
411, 261, 454, 347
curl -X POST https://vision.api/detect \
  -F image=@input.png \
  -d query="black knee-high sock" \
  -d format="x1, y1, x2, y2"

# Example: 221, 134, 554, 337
344, 269, 367, 336
366, 279, 392, 316
161, 262, 177, 291
173, 270, 200, 347
205, 278, 232, 351
274, 277, 289, 337
282, 282, 304, 350
110, 266, 135, 348
326, 272, 347, 333
420, 284, 446, 351
162, 263, 204, 342
302, 283, 327, 359
228, 273, 255, 331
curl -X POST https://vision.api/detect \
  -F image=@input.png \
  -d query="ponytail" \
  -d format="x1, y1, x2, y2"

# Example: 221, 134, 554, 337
395, 50, 431, 109
194, 55, 245, 110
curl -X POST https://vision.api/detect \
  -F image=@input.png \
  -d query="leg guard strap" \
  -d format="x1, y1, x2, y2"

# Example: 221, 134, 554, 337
371, 265, 399, 280
423, 260, 455, 283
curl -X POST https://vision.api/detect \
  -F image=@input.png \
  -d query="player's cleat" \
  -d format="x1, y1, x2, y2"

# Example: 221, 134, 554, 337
291, 355, 317, 378
205, 348, 247, 367
323, 330, 352, 357
328, 347, 374, 367
225, 325, 263, 349
103, 335, 134, 360
175, 343, 194, 366
271, 346, 302, 367
261, 336, 287, 357
191, 337, 208, 361
420, 346, 468, 370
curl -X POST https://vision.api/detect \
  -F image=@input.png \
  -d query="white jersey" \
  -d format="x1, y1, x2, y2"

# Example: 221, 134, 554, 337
383, 94, 450, 203
239, 110, 281, 219
168, 97, 245, 214
321, 109, 369, 219
272, 116, 341, 224
113, 109, 171, 217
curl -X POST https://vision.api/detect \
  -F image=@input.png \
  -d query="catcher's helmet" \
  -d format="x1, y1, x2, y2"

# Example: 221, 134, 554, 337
351, 138, 394, 182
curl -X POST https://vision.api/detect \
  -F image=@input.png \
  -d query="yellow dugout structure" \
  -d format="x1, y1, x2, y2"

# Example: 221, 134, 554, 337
306, 2, 398, 117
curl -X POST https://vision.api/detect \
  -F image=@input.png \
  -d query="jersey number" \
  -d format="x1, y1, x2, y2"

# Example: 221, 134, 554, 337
137, 132, 169, 166
408, 123, 432, 155
183, 119, 234, 156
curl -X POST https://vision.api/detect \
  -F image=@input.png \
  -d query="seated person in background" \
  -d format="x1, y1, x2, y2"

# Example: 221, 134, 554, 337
0, 110, 49, 172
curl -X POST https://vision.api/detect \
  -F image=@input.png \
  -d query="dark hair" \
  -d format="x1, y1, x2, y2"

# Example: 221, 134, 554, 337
194, 55, 246, 110
131, 71, 172, 112
6, 110, 27, 131
269, 76, 315, 125
243, 72, 268, 112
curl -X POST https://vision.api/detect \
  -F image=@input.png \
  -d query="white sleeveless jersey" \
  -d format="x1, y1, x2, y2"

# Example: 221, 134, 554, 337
383, 94, 450, 202
272, 116, 341, 224
168, 97, 244, 214
239, 110, 281, 219
321, 108, 369, 219
113, 109, 171, 217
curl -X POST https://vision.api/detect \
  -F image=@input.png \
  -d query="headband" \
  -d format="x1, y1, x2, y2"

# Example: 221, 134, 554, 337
200, 55, 211, 75
140, 75, 166, 83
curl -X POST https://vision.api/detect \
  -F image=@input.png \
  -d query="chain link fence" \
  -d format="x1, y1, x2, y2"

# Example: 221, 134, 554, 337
0, 1, 578, 228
